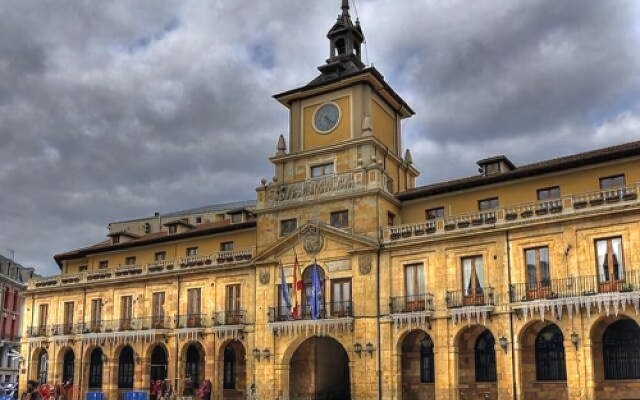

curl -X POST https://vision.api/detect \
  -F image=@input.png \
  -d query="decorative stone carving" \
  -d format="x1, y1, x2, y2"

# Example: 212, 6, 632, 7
359, 254, 372, 275
300, 223, 324, 256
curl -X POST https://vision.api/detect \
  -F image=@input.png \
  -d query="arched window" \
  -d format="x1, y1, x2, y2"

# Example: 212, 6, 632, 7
535, 325, 566, 381
63, 350, 75, 383
118, 346, 134, 388
223, 346, 236, 389
88, 349, 103, 389
475, 330, 496, 382
420, 336, 435, 383
38, 351, 48, 384
150, 346, 168, 381
335, 39, 346, 55
185, 345, 200, 386
603, 319, 640, 380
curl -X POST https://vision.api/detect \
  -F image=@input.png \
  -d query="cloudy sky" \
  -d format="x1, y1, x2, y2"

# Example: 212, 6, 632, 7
1, 0, 639, 276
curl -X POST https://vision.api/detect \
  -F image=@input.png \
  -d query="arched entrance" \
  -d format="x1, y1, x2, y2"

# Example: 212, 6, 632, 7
400, 330, 434, 400
36, 350, 48, 384
289, 336, 350, 400
88, 348, 105, 389
221, 340, 246, 400
185, 343, 204, 388
591, 317, 640, 399
63, 349, 75, 383
118, 346, 134, 390
519, 322, 567, 400
456, 326, 497, 400
150, 346, 168, 382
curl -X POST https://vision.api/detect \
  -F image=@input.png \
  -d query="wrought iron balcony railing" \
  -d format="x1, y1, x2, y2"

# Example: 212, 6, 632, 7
446, 288, 495, 309
213, 309, 246, 326
175, 313, 210, 329
390, 293, 434, 314
268, 301, 354, 322
509, 270, 640, 303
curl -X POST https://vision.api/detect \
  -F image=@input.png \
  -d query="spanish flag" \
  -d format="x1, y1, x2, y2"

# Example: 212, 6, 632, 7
291, 252, 303, 319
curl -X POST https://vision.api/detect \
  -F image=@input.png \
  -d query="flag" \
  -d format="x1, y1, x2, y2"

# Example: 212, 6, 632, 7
310, 261, 322, 320
279, 261, 291, 316
292, 252, 303, 319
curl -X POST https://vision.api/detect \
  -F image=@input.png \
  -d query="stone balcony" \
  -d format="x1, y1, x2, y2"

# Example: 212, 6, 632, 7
510, 270, 640, 320
446, 288, 496, 324
382, 183, 640, 243
28, 247, 256, 289
267, 301, 354, 336
258, 169, 393, 209
389, 293, 435, 330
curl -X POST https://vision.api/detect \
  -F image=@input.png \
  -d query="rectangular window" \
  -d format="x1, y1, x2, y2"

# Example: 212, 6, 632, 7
220, 241, 234, 251
120, 296, 133, 330
91, 299, 102, 332
404, 263, 425, 312
537, 187, 560, 200
195, 216, 202, 223
387, 211, 396, 226
310, 162, 334, 178
330, 210, 349, 228
79, 265, 88, 272
38, 304, 48, 336
63, 302, 74, 334
331, 279, 352, 317
154, 251, 166, 261
187, 288, 201, 327
231, 213, 243, 224
595, 237, 625, 291
461, 256, 484, 302
478, 197, 499, 211
599, 174, 625, 189
525, 247, 550, 296
168, 225, 177, 234
425, 207, 445, 220
280, 218, 298, 236
152, 292, 165, 328
226, 284, 242, 325
186, 247, 198, 257
125, 256, 136, 265
98, 260, 108, 269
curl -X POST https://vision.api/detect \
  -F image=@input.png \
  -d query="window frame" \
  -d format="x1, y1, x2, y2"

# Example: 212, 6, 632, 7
330, 210, 349, 228
537, 186, 561, 201
280, 218, 298, 237
420, 336, 435, 383
525, 246, 550, 290
535, 325, 567, 381
599, 174, 625, 190
125, 256, 136, 266
475, 330, 497, 382
310, 162, 334, 178
594, 236, 625, 284
478, 197, 499, 211
154, 251, 166, 261
220, 241, 234, 252
425, 207, 444, 220
186, 247, 198, 257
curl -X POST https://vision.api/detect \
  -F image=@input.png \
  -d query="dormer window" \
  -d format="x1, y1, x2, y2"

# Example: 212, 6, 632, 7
168, 225, 177, 234
164, 220, 194, 235
477, 155, 516, 176
335, 38, 346, 56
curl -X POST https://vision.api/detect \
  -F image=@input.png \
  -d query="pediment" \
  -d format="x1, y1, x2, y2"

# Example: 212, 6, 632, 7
253, 221, 378, 264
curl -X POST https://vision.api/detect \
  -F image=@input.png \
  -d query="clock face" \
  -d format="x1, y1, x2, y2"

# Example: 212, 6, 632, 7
313, 103, 340, 133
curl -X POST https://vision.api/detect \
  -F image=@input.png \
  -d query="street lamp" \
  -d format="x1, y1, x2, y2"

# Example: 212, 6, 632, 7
353, 343, 362, 358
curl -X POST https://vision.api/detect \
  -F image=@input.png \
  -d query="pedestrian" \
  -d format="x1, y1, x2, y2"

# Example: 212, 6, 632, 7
22, 381, 41, 400
150, 379, 160, 400
200, 379, 211, 400
182, 375, 194, 398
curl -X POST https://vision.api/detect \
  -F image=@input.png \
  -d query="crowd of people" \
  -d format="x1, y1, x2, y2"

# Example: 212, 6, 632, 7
151, 376, 211, 400
22, 380, 74, 400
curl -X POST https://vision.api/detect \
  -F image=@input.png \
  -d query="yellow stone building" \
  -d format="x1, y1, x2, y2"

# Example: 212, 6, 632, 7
21, 2, 640, 400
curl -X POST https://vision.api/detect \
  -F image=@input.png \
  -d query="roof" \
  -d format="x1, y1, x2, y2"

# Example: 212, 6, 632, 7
54, 219, 257, 268
398, 139, 640, 201
110, 200, 256, 224
273, 67, 415, 117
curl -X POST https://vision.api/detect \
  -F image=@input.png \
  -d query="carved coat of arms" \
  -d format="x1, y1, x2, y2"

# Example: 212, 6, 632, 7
259, 269, 270, 285
300, 223, 324, 256
358, 254, 372, 275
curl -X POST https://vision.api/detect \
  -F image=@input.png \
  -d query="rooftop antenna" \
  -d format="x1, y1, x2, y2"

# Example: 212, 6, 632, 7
351, 0, 370, 66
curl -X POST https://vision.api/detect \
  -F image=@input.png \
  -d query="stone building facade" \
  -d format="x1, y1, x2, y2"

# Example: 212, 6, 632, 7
20, 2, 640, 400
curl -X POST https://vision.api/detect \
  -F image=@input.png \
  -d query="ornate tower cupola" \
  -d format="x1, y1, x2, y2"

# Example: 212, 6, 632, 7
316, 0, 365, 82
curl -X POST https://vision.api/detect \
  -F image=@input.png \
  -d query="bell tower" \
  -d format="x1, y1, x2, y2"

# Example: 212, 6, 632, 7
316, 0, 366, 83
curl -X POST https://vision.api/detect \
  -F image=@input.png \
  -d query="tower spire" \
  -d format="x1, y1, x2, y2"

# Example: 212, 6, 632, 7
342, 0, 350, 14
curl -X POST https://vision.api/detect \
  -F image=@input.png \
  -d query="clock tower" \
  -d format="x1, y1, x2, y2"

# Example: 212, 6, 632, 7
255, 0, 419, 247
